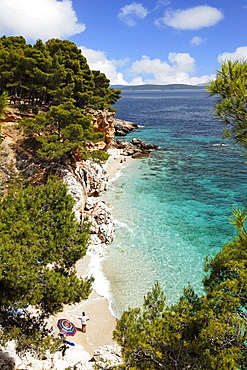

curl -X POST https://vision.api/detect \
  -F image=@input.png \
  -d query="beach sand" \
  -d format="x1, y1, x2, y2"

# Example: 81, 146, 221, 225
105, 148, 132, 180
51, 150, 133, 357
52, 289, 116, 356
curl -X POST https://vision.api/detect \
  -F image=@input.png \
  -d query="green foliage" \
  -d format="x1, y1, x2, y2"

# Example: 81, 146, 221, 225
0, 91, 9, 120
204, 207, 247, 312
0, 36, 117, 162
83, 149, 109, 162
207, 60, 247, 149
229, 206, 247, 236
0, 310, 59, 356
114, 283, 205, 369
21, 101, 107, 161
0, 36, 121, 110
0, 91, 9, 143
0, 177, 93, 353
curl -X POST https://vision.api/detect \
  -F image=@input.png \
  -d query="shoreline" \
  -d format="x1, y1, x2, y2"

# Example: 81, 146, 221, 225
50, 150, 133, 358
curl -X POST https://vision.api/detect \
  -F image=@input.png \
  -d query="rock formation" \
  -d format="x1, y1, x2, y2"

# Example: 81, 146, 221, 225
91, 109, 115, 149
0, 341, 123, 370
114, 118, 138, 136
115, 138, 159, 158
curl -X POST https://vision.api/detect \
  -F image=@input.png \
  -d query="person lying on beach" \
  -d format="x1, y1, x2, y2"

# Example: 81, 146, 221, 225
78, 311, 89, 333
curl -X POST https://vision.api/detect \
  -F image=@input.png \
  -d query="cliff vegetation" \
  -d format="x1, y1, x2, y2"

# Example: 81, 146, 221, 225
0, 36, 121, 358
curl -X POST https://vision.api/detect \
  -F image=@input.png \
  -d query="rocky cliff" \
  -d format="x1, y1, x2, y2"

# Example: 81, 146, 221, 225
52, 160, 116, 251
91, 109, 116, 149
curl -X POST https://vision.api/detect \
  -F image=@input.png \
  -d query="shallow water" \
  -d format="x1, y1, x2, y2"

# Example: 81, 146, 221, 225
101, 90, 247, 317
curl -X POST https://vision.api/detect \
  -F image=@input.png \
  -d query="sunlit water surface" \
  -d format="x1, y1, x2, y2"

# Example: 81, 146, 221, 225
100, 90, 247, 317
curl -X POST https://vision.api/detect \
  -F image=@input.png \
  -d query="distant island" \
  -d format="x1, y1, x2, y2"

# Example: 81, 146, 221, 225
111, 83, 206, 91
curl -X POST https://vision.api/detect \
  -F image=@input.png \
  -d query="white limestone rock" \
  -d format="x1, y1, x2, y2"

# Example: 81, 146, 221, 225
85, 197, 116, 245
62, 168, 87, 223
1, 341, 94, 370
90, 344, 123, 368
80, 160, 109, 197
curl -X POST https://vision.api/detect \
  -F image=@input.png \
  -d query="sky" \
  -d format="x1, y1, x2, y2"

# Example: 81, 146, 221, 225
0, 0, 247, 86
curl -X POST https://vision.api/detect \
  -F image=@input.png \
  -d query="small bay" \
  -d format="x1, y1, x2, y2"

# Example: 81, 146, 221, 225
102, 90, 247, 317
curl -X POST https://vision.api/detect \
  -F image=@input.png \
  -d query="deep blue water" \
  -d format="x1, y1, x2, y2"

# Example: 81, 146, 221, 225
101, 90, 247, 317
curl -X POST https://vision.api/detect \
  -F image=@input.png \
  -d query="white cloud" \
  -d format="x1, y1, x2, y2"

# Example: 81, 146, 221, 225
154, 0, 171, 9
118, 2, 148, 27
190, 36, 206, 46
217, 46, 247, 63
79, 46, 129, 85
130, 54, 213, 85
80, 47, 214, 86
168, 52, 195, 72
155, 5, 224, 30
0, 0, 85, 41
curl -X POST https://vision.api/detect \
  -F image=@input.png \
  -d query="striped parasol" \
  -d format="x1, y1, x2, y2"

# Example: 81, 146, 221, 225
57, 319, 77, 336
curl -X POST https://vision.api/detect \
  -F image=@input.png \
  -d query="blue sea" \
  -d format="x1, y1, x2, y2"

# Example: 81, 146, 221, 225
101, 89, 247, 317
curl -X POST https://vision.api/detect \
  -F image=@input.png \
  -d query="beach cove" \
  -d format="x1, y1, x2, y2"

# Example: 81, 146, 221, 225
3, 149, 134, 370
49, 88, 247, 367
51, 149, 133, 353
3, 89, 247, 369
46, 150, 134, 369
101, 89, 247, 314
0, 106, 137, 369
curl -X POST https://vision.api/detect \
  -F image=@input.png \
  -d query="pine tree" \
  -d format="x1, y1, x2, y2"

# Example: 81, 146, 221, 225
0, 177, 93, 353
21, 101, 106, 161
207, 61, 247, 149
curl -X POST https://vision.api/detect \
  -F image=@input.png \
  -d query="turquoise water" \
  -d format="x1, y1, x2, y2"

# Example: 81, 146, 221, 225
102, 90, 247, 317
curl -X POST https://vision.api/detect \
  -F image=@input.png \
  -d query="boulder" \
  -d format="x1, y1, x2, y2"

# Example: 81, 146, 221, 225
60, 166, 87, 223
91, 109, 116, 149
0, 352, 16, 370
85, 197, 116, 245
90, 344, 123, 369
79, 160, 109, 197
117, 138, 158, 157
114, 118, 138, 136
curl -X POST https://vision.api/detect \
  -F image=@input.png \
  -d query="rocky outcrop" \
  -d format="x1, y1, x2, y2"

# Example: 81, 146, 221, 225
77, 160, 108, 197
89, 344, 123, 368
91, 110, 115, 149
58, 166, 87, 223
115, 138, 159, 158
58, 162, 115, 245
114, 118, 138, 136
0, 342, 123, 370
85, 197, 115, 255
91, 111, 139, 147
